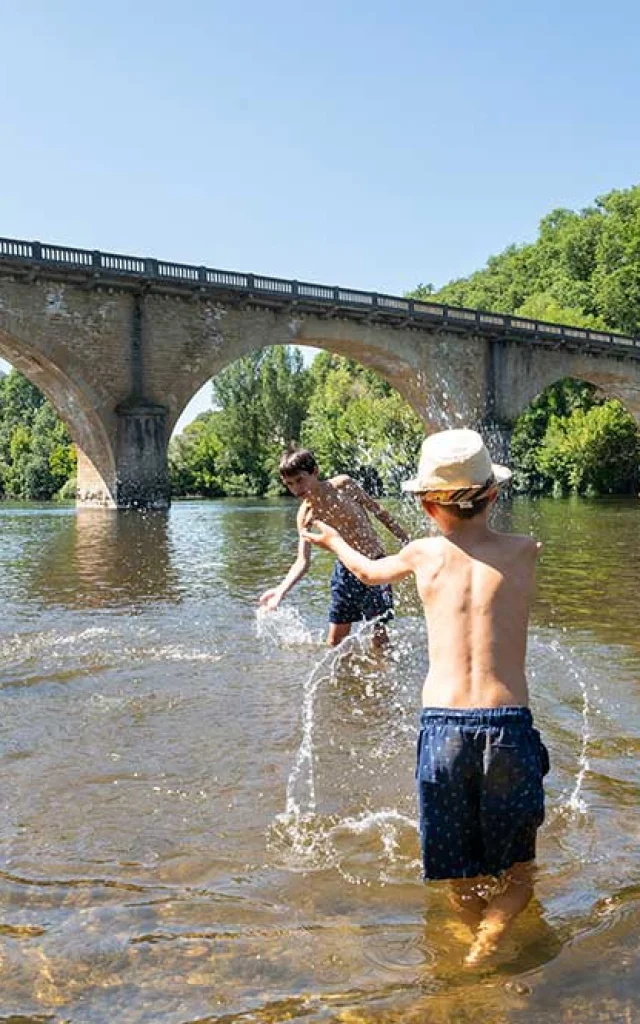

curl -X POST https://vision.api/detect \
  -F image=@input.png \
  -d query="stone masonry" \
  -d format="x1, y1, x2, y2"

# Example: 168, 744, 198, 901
1, 251, 640, 507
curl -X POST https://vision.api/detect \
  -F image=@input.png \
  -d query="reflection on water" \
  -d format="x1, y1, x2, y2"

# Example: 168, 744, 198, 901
1, 496, 640, 1022
25, 507, 181, 608
509, 495, 640, 647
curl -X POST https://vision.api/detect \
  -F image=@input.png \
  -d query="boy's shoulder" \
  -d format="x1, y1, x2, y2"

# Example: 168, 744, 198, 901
491, 530, 542, 557
403, 533, 443, 564
328, 474, 353, 490
328, 474, 366, 503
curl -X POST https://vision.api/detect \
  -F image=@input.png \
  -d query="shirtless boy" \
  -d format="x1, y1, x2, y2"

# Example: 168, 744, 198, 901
301, 428, 549, 965
259, 447, 410, 646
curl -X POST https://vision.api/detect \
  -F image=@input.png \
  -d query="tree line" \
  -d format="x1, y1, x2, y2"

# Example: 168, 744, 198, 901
411, 183, 640, 496
1, 183, 640, 500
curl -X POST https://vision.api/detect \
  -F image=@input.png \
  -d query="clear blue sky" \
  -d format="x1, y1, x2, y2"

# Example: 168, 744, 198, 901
2, 0, 639, 427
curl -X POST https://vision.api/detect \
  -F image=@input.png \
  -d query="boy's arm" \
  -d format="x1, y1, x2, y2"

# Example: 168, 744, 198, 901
338, 476, 410, 545
301, 519, 416, 585
259, 532, 311, 610
259, 505, 312, 610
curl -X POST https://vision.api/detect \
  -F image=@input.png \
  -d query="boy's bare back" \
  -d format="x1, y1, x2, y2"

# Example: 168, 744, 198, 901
297, 475, 387, 558
300, 429, 548, 964
412, 528, 541, 709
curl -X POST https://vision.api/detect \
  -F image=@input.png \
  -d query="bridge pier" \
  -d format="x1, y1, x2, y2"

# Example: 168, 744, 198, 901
114, 400, 170, 509
481, 418, 513, 467
75, 402, 169, 509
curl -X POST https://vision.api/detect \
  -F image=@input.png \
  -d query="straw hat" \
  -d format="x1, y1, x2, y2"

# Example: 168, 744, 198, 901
402, 428, 511, 505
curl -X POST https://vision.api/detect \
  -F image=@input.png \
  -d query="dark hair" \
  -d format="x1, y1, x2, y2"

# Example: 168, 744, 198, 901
279, 446, 318, 478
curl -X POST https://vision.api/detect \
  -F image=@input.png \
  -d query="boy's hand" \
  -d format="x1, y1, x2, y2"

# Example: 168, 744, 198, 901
300, 519, 339, 550
259, 587, 282, 611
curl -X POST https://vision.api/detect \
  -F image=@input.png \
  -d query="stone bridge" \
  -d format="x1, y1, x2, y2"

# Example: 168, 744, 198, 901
1, 236, 640, 508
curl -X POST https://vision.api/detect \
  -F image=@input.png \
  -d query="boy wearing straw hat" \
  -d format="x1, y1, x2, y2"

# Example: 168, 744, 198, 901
302, 428, 549, 965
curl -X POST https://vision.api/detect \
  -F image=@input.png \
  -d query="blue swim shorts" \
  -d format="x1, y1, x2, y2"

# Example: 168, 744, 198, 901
416, 706, 550, 880
328, 559, 394, 625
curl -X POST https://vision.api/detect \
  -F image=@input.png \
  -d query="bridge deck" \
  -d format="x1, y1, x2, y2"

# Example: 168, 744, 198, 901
1, 235, 638, 360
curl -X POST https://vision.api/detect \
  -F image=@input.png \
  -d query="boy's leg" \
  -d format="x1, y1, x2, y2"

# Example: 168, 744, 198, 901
363, 581, 393, 650
328, 562, 357, 647
328, 562, 389, 649
464, 860, 534, 965
449, 878, 488, 928
327, 622, 352, 646
465, 711, 546, 963
326, 619, 387, 648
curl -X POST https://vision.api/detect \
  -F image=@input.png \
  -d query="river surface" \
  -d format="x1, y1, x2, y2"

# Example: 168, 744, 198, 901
1, 496, 639, 1023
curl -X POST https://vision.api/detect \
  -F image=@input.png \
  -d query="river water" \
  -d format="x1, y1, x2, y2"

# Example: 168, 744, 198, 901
1, 496, 639, 1023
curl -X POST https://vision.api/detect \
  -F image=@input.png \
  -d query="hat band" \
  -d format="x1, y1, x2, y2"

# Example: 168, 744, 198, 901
418, 475, 496, 508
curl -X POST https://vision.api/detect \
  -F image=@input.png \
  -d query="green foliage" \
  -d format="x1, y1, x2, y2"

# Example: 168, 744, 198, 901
510, 379, 602, 493
57, 475, 78, 501
411, 183, 640, 497
537, 402, 640, 495
301, 356, 423, 493
168, 348, 423, 498
0, 370, 76, 500
168, 412, 226, 497
512, 377, 640, 499
419, 184, 640, 336
169, 347, 312, 497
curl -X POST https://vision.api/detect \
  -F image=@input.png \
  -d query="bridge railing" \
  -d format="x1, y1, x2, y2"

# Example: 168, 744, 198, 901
0, 235, 638, 352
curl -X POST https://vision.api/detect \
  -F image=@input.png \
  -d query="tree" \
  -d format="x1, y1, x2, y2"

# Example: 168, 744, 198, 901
302, 356, 423, 493
510, 379, 602, 493
420, 184, 640, 337
538, 402, 640, 495
168, 412, 225, 497
0, 370, 76, 499
410, 186, 640, 496
170, 347, 311, 497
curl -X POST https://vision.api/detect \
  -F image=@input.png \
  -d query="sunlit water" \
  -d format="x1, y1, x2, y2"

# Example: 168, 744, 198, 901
1, 497, 640, 1022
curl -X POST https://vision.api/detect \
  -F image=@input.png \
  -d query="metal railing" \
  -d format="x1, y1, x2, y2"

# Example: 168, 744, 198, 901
1, 235, 638, 354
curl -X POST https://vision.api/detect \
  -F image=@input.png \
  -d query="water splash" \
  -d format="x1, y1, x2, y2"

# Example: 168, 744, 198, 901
269, 803, 419, 882
255, 604, 319, 647
414, 366, 465, 429
566, 667, 592, 815
283, 628, 369, 819
329, 808, 420, 885
536, 633, 592, 817
269, 621, 415, 870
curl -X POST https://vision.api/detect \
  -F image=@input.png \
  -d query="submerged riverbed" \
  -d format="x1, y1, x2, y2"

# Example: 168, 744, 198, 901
1, 496, 640, 1022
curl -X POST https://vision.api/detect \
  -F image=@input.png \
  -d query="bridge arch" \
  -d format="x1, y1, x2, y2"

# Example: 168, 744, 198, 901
490, 340, 640, 428
507, 367, 640, 426
164, 311, 483, 439
0, 322, 116, 504
168, 342, 431, 500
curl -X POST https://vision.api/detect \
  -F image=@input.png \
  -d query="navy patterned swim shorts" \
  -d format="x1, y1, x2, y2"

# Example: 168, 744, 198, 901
416, 706, 549, 880
328, 560, 394, 625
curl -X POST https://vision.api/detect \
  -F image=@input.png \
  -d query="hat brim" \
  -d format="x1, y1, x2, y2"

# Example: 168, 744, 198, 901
401, 462, 512, 495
